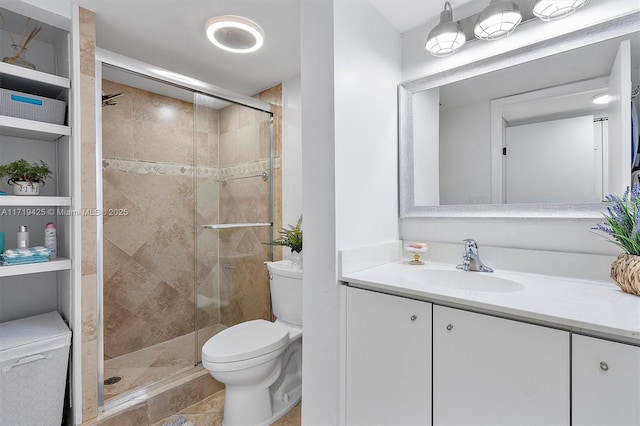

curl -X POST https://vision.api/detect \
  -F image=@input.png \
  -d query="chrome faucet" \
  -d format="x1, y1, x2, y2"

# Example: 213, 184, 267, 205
456, 239, 493, 272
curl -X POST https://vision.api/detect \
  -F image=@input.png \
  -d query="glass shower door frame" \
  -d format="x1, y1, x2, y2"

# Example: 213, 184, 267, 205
95, 49, 273, 412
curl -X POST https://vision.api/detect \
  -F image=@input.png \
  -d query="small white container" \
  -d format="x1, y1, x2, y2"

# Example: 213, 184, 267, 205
11, 181, 40, 196
17, 225, 28, 249
0, 311, 71, 426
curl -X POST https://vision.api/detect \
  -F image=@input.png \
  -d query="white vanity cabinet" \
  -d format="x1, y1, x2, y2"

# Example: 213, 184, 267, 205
572, 334, 640, 425
345, 286, 432, 425
432, 305, 570, 426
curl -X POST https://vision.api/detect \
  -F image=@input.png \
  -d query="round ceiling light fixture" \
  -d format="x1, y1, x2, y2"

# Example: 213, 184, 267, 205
533, 0, 589, 21
205, 15, 265, 53
591, 93, 609, 105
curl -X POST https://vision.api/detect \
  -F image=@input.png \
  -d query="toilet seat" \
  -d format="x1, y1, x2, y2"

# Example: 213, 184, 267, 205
202, 319, 289, 363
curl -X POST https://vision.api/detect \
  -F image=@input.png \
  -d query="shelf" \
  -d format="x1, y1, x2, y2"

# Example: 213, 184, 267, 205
0, 61, 70, 93
0, 115, 70, 141
0, 196, 72, 207
0, 257, 71, 277
203, 222, 272, 230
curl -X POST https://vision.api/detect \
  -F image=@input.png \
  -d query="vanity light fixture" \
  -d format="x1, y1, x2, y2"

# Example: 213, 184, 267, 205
205, 15, 265, 53
474, 0, 522, 41
591, 93, 609, 105
425, 2, 466, 57
533, 0, 589, 21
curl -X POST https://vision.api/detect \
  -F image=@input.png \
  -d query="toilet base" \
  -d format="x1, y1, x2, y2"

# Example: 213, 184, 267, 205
221, 339, 302, 426
221, 376, 301, 426
264, 382, 301, 426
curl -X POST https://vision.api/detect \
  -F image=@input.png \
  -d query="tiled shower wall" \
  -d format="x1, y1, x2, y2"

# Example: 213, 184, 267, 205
101, 80, 199, 358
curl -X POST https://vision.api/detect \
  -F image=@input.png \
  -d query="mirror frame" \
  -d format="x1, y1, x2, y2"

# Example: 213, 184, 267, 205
399, 12, 639, 218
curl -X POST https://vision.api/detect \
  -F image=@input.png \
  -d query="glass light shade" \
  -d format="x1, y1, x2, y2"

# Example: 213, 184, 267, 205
426, 21, 466, 57
474, 0, 522, 41
592, 93, 609, 105
533, 0, 588, 21
426, 2, 466, 57
205, 15, 265, 53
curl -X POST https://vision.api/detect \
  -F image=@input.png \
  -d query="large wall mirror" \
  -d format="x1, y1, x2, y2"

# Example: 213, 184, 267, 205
399, 13, 639, 218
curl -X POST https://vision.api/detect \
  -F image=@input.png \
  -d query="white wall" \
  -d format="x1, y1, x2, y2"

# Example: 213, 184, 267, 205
439, 101, 491, 205
282, 75, 303, 241
334, 0, 400, 249
399, 2, 638, 256
413, 88, 440, 205
300, 0, 401, 423
12, 0, 71, 22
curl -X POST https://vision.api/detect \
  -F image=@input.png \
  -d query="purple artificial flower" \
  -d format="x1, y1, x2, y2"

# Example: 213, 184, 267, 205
592, 223, 614, 236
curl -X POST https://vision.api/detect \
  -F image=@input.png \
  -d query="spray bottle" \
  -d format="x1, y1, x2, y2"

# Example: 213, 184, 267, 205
44, 222, 57, 259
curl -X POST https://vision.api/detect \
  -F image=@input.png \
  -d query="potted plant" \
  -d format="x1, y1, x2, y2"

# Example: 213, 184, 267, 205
266, 215, 303, 268
593, 184, 640, 296
0, 159, 52, 196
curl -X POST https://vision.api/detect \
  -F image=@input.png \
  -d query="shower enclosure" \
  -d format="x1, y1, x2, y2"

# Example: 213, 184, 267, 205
97, 63, 275, 405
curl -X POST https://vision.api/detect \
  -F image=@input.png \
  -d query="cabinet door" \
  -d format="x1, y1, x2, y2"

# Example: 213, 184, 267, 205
572, 334, 640, 425
433, 306, 569, 426
346, 287, 432, 425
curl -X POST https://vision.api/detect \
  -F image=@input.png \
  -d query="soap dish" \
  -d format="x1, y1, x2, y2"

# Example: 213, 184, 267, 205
405, 243, 428, 265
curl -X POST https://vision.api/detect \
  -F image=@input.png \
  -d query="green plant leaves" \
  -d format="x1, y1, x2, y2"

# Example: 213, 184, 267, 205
0, 159, 51, 186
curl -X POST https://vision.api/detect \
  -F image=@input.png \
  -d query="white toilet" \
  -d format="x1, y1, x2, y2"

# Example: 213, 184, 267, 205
201, 260, 302, 426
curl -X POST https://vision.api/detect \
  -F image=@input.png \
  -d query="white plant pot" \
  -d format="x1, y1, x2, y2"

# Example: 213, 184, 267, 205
291, 250, 303, 269
12, 181, 40, 196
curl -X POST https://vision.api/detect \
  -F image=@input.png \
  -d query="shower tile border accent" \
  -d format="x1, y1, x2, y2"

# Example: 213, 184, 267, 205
218, 158, 271, 179
102, 158, 271, 180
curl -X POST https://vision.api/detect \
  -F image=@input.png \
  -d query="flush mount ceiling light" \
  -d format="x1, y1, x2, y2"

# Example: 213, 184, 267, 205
592, 93, 609, 105
205, 15, 265, 53
425, 2, 467, 57
533, 0, 589, 21
474, 0, 522, 41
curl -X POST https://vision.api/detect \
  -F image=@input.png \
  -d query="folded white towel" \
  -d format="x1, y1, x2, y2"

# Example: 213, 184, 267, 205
2, 246, 50, 258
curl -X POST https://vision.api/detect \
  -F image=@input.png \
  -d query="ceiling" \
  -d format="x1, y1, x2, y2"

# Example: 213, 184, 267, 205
74, 0, 489, 96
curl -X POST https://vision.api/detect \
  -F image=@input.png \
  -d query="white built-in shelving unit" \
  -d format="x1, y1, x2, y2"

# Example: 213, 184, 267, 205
0, 2, 79, 422
0, 6, 73, 280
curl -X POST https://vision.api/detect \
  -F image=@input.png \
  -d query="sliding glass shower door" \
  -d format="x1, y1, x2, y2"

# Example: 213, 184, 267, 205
99, 64, 274, 405
194, 93, 274, 362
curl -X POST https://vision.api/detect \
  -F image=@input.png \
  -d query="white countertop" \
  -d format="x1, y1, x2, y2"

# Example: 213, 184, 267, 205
341, 260, 640, 344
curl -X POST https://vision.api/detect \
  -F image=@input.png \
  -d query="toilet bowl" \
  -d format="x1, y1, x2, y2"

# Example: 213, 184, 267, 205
201, 260, 302, 426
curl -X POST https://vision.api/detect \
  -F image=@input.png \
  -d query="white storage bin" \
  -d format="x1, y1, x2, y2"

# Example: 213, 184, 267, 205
0, 88, 67, 125
0, 311, 71, 426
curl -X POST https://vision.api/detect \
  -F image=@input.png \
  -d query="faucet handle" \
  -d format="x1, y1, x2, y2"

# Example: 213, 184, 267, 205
463, 238, 478, 253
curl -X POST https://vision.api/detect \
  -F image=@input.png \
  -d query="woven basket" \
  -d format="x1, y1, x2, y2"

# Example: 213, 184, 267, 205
610, 253, 640, 296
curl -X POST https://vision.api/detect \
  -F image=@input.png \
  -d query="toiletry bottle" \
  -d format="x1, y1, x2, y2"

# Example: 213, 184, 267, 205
17, 225, 29, 249
44, 222, 57, 259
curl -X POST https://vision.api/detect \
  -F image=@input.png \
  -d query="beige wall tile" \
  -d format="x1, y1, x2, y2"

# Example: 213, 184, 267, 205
82, 338, 98, 420
82, 274, 98, 342
146, 374, 223, 424
79, 8, 95, 77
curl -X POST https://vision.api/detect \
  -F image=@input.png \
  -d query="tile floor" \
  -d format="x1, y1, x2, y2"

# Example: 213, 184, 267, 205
153, 390, 301, 426
104, 324, 226, 400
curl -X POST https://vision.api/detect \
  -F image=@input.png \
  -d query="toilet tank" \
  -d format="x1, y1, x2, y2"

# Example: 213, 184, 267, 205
266, 260, 302, 327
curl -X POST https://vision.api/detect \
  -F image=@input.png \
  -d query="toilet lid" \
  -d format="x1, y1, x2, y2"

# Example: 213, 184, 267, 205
202, 319, 289, 363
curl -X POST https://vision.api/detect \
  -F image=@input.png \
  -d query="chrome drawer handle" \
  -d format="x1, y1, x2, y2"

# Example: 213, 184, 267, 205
600, 361, 609, 372
410, 315, 417, 322
446, 324, 454, 331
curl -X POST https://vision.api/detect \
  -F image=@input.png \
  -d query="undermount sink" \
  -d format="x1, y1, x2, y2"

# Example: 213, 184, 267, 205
402, 268, 525, 293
